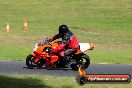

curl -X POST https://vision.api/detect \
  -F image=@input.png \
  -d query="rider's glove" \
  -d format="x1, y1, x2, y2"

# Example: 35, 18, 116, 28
48, 38, 52, 42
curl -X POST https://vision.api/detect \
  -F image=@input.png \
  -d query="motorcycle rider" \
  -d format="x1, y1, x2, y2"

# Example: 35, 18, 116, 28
49, 25, 79, 59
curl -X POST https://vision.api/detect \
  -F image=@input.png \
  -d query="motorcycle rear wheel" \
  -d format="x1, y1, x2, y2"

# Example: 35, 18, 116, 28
81, 54, 90, 69
70, 54, 90, 71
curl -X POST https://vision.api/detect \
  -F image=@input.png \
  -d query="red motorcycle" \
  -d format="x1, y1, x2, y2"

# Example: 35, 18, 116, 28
26, 38, 94, 70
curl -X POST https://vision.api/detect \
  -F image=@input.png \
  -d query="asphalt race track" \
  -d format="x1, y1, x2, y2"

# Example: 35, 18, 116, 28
0, 61, 132, 77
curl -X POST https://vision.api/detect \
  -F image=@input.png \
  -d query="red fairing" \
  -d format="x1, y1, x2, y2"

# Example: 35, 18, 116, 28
49, 30, 79, 52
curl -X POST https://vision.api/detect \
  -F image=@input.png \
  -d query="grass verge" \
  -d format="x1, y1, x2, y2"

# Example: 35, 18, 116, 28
0, 75, 131, 88
0, 0, 132, 64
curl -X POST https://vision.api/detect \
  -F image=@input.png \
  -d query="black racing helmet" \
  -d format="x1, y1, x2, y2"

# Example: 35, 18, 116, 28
58, 25, 69, 34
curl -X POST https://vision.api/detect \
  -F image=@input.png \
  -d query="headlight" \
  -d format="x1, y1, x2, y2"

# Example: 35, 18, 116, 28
43, 47, 52, 53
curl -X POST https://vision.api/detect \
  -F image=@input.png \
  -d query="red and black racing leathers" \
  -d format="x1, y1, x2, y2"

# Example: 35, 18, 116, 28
49, 30, 79, 57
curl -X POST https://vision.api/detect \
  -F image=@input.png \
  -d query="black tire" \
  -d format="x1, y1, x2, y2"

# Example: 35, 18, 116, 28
71, 54, 90, 71
26, 54, 35, 69
36, 59, 45, 69
26, 54, 45, 69
81, 54, 90, 69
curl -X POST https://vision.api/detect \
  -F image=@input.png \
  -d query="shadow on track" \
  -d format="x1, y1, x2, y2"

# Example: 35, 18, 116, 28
23, 66, 74, 71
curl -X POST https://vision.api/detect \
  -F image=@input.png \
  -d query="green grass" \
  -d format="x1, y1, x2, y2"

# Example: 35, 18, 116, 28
0, 75, 132, 88
0, 0, 132, 63
88, 50, 132, 64
0, 1, 132, 88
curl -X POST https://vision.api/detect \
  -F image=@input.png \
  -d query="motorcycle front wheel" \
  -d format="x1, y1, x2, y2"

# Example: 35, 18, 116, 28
26, 54, 36, 69
26, 54, 45, 69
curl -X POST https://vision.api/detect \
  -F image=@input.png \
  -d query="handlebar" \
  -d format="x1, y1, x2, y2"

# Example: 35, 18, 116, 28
45, 38, 52, 46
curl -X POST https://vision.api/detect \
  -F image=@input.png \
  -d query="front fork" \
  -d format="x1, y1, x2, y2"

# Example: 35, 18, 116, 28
32, 51, 54, 67
31, 51, 41, 63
